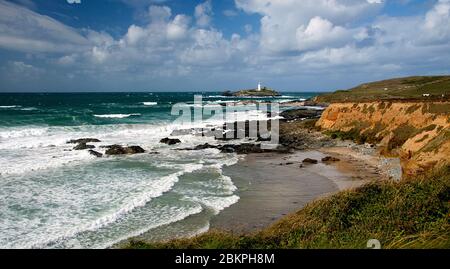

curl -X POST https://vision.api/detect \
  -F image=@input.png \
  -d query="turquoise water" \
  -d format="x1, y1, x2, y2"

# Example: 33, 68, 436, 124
0, 92, 316, 249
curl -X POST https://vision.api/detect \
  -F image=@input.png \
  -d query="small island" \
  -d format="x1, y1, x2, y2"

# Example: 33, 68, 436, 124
222, 83, 281, 97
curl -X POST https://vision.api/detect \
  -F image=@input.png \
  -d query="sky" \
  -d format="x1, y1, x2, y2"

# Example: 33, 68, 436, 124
0, 0, 449, 92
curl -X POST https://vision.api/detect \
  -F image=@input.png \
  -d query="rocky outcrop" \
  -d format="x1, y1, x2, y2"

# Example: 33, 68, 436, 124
89, 150, 103, 158
104, 145, 145, 155
280, 108, 322, 121
160, 138, 182, 145
223, 88, 281, 97
302, 158, 318, 164
322, 156, 340, 162
67, 138, 101, 144
219, 143, 292, 154
73, 143, 95, 150
179, 143, 292, 154
316, 101, 450, 176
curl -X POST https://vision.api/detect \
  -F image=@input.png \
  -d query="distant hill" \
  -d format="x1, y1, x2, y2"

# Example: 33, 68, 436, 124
223, 87, 281, 97
314, 76, 450, 103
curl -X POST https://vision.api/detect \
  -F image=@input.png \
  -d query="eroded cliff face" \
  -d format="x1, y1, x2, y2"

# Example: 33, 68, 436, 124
316, 102, 450, 177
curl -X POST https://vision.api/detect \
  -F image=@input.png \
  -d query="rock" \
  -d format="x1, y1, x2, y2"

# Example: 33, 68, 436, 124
73, 143, 95, 150
89, 150, 103, 158
127, 146, 146, 154
160, 138, 181, 145
105, 145, 145, 155
302, 158, 318, 164
67, 138, 101, 144
222, 90, 233, 97
194, 143, 218, 150
217, 143, 292, 154
280, 108, 322, 121
322, 156, 341, 162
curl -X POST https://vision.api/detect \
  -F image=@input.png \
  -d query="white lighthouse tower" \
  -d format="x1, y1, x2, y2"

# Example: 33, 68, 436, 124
257, 82, 262, 91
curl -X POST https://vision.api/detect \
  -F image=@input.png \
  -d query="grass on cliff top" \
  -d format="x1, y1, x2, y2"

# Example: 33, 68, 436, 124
315, 76, 450, 103
125, 166, 450, 249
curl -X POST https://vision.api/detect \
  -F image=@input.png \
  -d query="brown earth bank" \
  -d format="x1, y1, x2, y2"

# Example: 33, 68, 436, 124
316, 101, 450, 177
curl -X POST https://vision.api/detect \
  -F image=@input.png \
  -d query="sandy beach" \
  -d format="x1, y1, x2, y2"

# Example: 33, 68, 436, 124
209, 147, 386, 233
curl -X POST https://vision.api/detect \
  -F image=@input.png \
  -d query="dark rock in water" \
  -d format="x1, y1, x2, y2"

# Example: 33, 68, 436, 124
222, 90, 233, 97
302, 158, 318, 164
218, 143, 292, 154
194, 143, 219, 150
148, 151, 160, 155
67, 138, 101, 144
322, 156, 340, 162
89, 150, 103, 158
220, 145, 236, 153
280, 109, 322, 121
105, 145, 145, 155
160, 138, 181, 145
73, 143, 95, 150
127, 146, 146, 154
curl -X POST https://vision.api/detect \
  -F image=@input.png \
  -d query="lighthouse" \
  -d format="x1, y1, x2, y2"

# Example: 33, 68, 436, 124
257, 82, 262, 91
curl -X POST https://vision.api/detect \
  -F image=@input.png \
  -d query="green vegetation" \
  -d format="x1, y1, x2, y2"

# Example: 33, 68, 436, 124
416, 134, 430, 143
421, 130, 450, 153
323, 121, 385, 145
126, 166, 450, 249
314, 76, 450, 103
387, 124, 420, 150
422, 103, 450, 114
406, 104, 422, 114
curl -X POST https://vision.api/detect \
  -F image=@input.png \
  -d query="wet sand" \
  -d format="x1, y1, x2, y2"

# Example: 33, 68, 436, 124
210, 149, 384, 233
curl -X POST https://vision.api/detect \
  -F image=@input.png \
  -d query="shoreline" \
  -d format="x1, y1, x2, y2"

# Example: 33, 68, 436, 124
209, 146, 388, 233
116, 143, 393, 247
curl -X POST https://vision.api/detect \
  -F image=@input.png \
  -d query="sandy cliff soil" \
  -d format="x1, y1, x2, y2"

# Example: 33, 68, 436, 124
316, 101, 450, 177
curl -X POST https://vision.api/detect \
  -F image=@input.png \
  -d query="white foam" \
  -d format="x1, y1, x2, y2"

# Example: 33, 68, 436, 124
94, 114, 141, 118
188, 195, 240, 215
142, 102, 157, 106
0, 105, 20, 108
6, 170, 182, 249
0, 126, 48, 139
93, 204, 205, 249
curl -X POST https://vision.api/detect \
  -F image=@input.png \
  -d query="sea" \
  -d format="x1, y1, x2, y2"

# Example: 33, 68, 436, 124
0, 92, 317, 249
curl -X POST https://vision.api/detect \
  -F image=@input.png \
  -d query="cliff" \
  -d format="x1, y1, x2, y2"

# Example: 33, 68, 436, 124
316, 101, 450, 177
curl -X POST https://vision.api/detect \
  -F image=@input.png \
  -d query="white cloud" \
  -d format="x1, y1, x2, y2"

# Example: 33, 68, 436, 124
195, 0, 213, 27
422, 0, 450, 43
67, 0, 81, 4
4, 61, 44, 80
167, 15, 190, 40
0, 0, 89, 53
296, 16, 353, 51
235, 0, 383, 53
